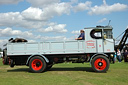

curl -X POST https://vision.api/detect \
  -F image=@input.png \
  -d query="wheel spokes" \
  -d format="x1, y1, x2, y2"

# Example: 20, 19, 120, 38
94, 58, 107, 71
31, 59, 43, 71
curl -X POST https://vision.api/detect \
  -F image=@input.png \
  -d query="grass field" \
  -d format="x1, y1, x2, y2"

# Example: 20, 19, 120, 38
0, 58, 128, 85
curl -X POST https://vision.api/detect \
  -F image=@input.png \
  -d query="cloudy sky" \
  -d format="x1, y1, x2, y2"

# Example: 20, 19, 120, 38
0, 0, 128, 48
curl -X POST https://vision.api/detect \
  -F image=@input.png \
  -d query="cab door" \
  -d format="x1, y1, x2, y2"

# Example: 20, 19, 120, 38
96, 39, 103, 53
90, 29, 103, 53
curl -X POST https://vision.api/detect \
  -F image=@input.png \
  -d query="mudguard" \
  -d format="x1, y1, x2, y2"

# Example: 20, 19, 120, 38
26, 54, 49, 65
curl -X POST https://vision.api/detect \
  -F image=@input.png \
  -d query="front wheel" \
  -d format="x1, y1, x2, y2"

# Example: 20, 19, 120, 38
91, 55, 110, 73
29, 56, 47, 73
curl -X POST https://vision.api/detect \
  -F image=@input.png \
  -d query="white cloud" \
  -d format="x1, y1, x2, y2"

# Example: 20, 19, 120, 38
38, 23, 67, 33
70, 0, 78, 4
0, 12, 43, 29
0, 0, 23, 5
0, 39, 8, 48
0, 11, 68, 33
71, 30, 80, 34
88, 0, 128, 15
0, 2, 71, 31
0, 12, 22, 27
97, 18, 107, 23
22, 2, 71, 21
41, 3, 71, 20
73, 1, 92, 12
0, 12, 46, 29
103, 0, 107, 5
21, 7, 44, 21
0, 1, 88, 32
0, 27, 68, 43
26, 0, 60, 7
0, 0, 72, 35
0, 28, 34, 39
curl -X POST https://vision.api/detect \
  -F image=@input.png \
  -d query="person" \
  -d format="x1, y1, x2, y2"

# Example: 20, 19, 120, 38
114, 50, 117, 63
75, 30, 85, 40
117, 49, 121, 62
124, 49, 128, 62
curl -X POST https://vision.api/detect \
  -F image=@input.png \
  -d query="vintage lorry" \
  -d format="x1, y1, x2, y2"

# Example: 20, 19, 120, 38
3, 26, 115, 73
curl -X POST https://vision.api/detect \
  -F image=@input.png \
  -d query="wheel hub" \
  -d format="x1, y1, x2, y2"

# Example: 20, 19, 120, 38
36, 62, 41, 67
98, 62, 103, 66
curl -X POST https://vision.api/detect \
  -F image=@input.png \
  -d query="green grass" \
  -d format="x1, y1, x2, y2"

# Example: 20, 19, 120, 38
0, 58, 128, 85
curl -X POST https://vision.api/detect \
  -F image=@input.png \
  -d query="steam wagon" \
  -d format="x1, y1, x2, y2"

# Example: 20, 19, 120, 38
3, 26, 114, 73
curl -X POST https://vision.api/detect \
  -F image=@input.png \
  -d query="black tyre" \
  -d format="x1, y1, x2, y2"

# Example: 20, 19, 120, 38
91, 55, 110, 73
29, 56, 47, 73
10, 59, 15, 68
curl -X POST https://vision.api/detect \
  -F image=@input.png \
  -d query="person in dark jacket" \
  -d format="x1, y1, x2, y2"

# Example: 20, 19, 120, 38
75, 30, 85, 40
124, 50, 128, 62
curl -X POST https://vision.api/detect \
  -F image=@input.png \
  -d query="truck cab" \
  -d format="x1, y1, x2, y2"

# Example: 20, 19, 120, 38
84, 26, 114, 53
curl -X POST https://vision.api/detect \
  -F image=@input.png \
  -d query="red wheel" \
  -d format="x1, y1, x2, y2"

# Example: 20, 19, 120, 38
2, 56, 8, 65
94, 58, 107, 71
91, 55, 109, 72
31, 59, 43, 71
29, 56, 46, 73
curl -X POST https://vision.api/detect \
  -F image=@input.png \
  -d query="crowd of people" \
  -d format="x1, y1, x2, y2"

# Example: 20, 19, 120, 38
110, 49, 128, 63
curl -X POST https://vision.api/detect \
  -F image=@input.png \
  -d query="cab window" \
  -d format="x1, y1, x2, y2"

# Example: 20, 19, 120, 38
104, 29, 113, 39
90, 29, 102, 39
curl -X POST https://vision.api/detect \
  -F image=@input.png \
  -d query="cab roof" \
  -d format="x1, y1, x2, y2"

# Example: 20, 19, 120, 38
84, 26, 113, 30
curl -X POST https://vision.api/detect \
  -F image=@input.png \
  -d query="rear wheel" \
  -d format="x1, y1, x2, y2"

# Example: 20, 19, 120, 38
29, 56, 46, 73
91, 55, 109, 73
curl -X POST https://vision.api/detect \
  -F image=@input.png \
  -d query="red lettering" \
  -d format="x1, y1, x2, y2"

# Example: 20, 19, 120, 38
87, 43, 94, 46
86, 40, 95, 48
